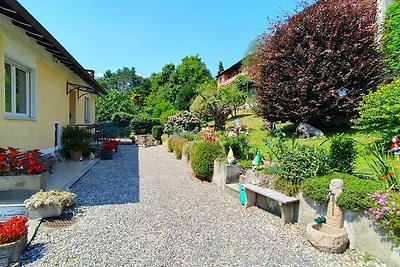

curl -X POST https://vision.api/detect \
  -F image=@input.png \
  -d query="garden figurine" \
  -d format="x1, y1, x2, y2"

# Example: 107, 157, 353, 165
252, 150, 261, 172
391, 136, 400, 160
227, 146, 235, 165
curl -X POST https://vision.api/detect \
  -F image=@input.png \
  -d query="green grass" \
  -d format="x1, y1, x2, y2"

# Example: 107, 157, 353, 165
225, 113, 381, 174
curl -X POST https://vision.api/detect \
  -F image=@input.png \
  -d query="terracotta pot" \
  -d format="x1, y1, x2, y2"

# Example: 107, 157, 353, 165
0, 232, 27, 264
70, 150, 83, 161
100, 150, 114, 160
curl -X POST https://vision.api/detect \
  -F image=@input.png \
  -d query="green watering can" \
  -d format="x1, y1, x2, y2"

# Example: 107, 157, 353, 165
239, 184, 246, 206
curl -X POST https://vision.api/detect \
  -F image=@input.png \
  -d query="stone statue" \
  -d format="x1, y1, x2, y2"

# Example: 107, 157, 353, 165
296, 122, 324, 139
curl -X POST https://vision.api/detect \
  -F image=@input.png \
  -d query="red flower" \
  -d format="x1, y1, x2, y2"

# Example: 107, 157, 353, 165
381, 175, 387, 180
389, 172, 395, 178
0, 216, 28, 244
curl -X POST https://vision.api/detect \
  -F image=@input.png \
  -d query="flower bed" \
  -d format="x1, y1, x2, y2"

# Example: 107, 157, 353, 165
0, 216, 28, 263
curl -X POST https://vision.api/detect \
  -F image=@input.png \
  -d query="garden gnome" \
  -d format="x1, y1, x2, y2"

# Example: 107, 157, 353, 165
227, 146, 235, 165
252, 150, 261, 172
391, 136, 400, 161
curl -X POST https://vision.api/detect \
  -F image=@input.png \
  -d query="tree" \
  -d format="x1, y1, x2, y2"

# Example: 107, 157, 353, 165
175, 85, 196, 110
354, 78, 400, 139
195, 82, 244, 130
168, 55, 213, 104
383, 1, 400, 78
97, 67, 145, 92
233, 74, 254, 96
95, 90, 138, 122
251, 0, 385, 127
190, 94, 212, 121
153, 102, 174, 118
218, 61, 224, 75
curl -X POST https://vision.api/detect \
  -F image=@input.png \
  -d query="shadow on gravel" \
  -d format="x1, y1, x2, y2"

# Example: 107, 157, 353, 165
20, 243, 46, 266
72, 145, 140, 206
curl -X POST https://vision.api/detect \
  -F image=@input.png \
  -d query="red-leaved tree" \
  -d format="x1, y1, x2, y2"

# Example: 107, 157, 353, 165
251, 0, 385, 127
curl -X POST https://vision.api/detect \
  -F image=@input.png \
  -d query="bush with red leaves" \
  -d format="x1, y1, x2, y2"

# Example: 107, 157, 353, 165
251, 0, 385, 127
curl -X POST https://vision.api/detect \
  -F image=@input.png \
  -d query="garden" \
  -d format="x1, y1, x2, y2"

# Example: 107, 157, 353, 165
2, 0, 400, 265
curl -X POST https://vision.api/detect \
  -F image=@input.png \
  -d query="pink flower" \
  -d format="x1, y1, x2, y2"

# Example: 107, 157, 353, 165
391, 202, 397, 207
386, 221, 390, 225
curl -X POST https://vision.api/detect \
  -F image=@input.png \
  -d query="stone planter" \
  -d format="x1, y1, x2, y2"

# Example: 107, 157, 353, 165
100, 150, 114, 160
0, 233, 27, 264
70, 150, 82, 161
0, 172, 48, 191
154, 140, 161, 146
212, 159, 241, 190
28, 203, 66, 219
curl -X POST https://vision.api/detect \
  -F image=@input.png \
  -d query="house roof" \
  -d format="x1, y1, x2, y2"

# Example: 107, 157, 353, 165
0, 0, 106, 95
216, 60, 242, 78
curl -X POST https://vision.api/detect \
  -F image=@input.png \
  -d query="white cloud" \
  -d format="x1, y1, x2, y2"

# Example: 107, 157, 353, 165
95, 72, 104, 78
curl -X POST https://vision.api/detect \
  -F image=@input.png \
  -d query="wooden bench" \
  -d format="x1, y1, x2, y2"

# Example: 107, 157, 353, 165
242, 183, 299, 225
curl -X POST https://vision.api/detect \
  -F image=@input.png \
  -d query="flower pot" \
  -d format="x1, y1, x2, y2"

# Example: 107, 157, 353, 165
0, 232, 27, 264
100, 150, 114, 160
0, 172, 48, 191
70, 150, 83, 161
28, 203, 66, 219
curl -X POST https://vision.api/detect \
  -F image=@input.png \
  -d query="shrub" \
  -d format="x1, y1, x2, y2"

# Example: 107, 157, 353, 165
183, 141, 199, 161
159, 109, 180, 124
61, 126, 91, 155
164, 111, 201, 135
383, 1, 400, 78
152, 125, 164, 140
191, 141, 223, 181
161, 134, 168, 144
251, 0, 384, 127
354, 78, 400, 140
167, 135, 179, 153
153, 102, 174, 118
265, 138, 330, 184
130, 115, 161, 135
330, 134, 356, 174
274, 177, 300, 197
220, 135, 250, 161
111, 112, 135, 128
301, 173, 384, 212
174, 138, 188, 159
24, 190, 76, 208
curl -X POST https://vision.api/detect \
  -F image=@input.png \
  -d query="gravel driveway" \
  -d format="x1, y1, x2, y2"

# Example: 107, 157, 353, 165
21, 145, 384, 267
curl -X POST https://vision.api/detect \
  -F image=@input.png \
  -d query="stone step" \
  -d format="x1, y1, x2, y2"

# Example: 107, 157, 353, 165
224, 183, 240, 200
0, 204, 28, 220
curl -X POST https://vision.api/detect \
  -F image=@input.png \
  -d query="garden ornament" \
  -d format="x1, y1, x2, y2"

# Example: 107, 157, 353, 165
227, 146, 235, 165
252, 150, 261, 171
296, 122, 324, 139
391, 136, 400, 161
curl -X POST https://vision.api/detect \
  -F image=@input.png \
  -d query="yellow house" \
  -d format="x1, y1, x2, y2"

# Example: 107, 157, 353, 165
0, 0, 106, 153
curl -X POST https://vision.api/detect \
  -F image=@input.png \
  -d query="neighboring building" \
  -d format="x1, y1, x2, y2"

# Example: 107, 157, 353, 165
0, 0, 106, 153
216, 60, 248, 88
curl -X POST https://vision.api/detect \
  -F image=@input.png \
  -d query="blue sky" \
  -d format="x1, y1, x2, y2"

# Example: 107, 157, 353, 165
18, 0, 302, 77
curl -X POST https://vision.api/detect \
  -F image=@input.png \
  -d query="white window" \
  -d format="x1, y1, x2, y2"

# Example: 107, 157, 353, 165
84, 96, 90, 123
4, 59, 34, 118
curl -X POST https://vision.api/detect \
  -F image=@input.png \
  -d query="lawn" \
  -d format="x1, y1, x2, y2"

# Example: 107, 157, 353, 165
225, 113, 382, 174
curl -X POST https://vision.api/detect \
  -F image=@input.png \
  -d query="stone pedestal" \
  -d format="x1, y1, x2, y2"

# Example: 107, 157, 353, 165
327, 179, 344, 228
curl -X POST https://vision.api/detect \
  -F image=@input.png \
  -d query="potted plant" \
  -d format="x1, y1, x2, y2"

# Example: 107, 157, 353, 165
61, 126, 91, 160
100, 140, 114, 160
152, 125, 164, 145
0, 216, 28, 265
0, 147, 48, 190
110, 137, 119, 153
24, 190, 76, 219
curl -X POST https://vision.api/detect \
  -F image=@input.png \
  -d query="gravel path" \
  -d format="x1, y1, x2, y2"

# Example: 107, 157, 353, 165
21, 145, 384, 267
